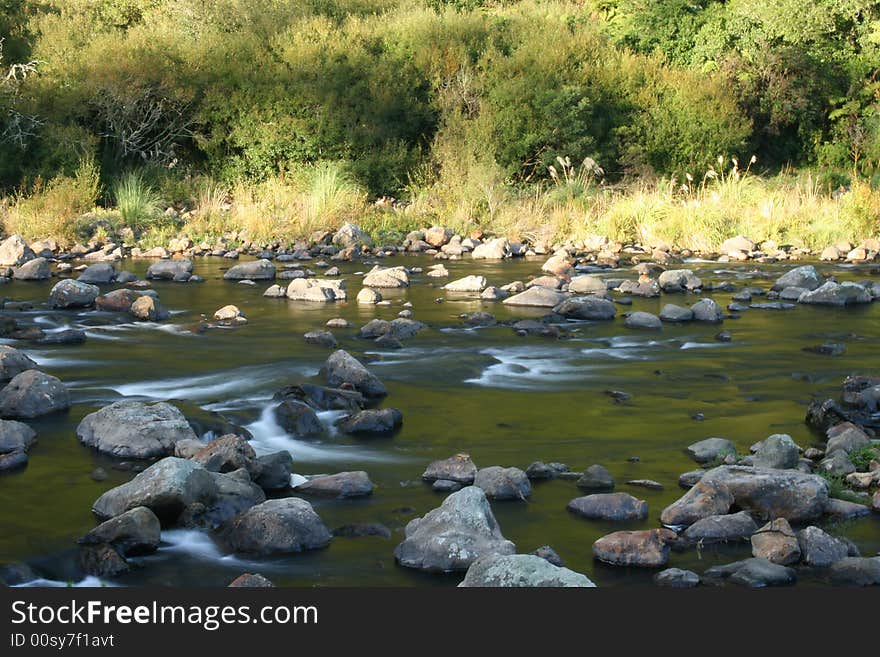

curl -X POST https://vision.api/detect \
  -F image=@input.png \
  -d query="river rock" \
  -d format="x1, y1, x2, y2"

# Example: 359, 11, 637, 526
525, 461, 568, 480
79, 506, 161, 556
678, 469, 706, 489
824, 497, 871, 520
473, 466, 531, 500
0, 449, 28, 471
798, 281, 871, 306
13, 257, 50, 281
660, 479, 734, 526
624, 311, 662, 330
223, 259, 275, 281
190, 434, 257, 475
145, 259, 193, 282
658, 269, 701, 292
819, 451, 856, 476
294, 471, 374, 498
363, 266, 409, 288
751, 518, 801, 564
332, 223, 372, 248
532, 545, 564, 567
503, 286, 568, 308
826, 422, 871, 455
567, 492, 648, 521
287, 278, 345, 301
568, 275, 606, 295
458, 554, 595, 588
471, 238, 510, 260
681, 510, 757, 544
752, 434, 800, 469
0, 235, 35, 266
49, 279, 99, 308
444, 275, 487, 292
686, 437, 736, 464
393, 486, 515, 572
96, 288, 139, 312
659, 304, 694, 322
225, 498, 332, 554
130, 295, 167, 321
553, 296, 616, 319
705, 558, 796, 587
337, 408, 402, 435
254, 451, 293, 490
77, 263, 116, 284
690, 298, 723, 322
322, 349, 387, 398
274, 400, 324, 438
772, 265, 821, 292
92, 457, 218, 523
0, 419, 36, 454
592, 528, 677, 567
698, 465, 828, 523
797, 526, 851, 567
654, 568, 700, 588
303, 330, 337, 349
228, 573, 274, 588
422, 453, 477, 484
0, 346, 37, 385
77, 401, 197, 458
0, 370, 70, 419
424, 226, 452, 247
828, 557, 880, 586
214, 305, 246, 324
577, 464, 615, 491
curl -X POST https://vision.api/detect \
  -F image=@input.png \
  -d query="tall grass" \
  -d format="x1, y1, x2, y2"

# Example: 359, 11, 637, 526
113, 171, 161, 232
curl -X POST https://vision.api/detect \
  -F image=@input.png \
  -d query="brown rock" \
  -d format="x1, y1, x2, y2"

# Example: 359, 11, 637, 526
751, 518, 801, 565
592, 528, 677, 567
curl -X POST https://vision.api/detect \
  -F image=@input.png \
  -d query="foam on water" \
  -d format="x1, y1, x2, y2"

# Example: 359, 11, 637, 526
14, 576, 114, 588
464, 346, 596, 389
245, 403, 400, 462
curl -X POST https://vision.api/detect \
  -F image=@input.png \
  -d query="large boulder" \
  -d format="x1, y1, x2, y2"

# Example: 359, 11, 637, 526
294, 471, 374, 498
95, 288, 139, 312
183, 471, 266, 529
577, 464, 615, 492
671, 466, 829, 524
322, 350, 387, 398
659, 304, 694, 322
624, 311, 662, 330
49, 279, 99, 309
145, 259, 193, 282
473, 466, 531, 500
458, 554, 596, 588
224, 498, 332, 555
568, 275, 607, 295
77, 263, 116, 284
422, 453, 477, 484
686, 437, 736, 464
92, 457, 218, 523
553, 296, 616, 320
772, 265, 821, 292
592, 528, 677, 567
471, 238, 510, 260
0, 419, 36, 454
76, 401, 197, 459
79, 506, 161, 556
253, 451, 293, 491
13, 257, 50, 281
190, 435, 257, 475
363, 266, 409, 288
0, 346, 37, 385
0, 370, 70, 419
826, 422, 871, 455
274, 400, 324, 438
337, 408, 402, 435
223, 259, 276, 281
503, 287, 568, 308
0, 235, 35, 266
690, 298, 723, 322
393, 486, 515, 572
798, 281, 871, 306
567, 492, 648, 521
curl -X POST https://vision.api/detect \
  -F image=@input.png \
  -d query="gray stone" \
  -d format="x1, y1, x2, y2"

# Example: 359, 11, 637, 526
223, 259, 276, 281
0, 370, 70, 419
322, 349, 387, 398
624, 311, 661, 330
473, 466, 531, 500
79, 506, 161, 556
254, 451, 293, 490
77, 263, 116, 284
393, 486, 515, 572
568, 275, 607, 295
503, 286, 568, 308
658, 269, 701, 292
577, 464, 615, 492
0, 419, 36, 454
552, 295, 616, 319
444, 275, 487, 292
294, 471, 374, 498
145, 259, 193, 282
76, 401, 197, 459
659, 304, 694, 322
0, 346, 37, 385
772, 265, 821, 292
828, 557, 880, 586
686, 437, 736, 464
458, 554, 595, 587
567, 492, 648, 521
681, 510, 758, 544
752, 434, 800, 469
332, 223, 372, 248
705, 558, 796, 587
661, 479, 734, 526
49, 279, 99, 308
363, 266, 409, 288
225, 498, 332, 554
654, 568, 700, 588
13, 257, 50, 280
422, 453, 477, 484
690, 298, 723, 322
274, 400, 324, 438
337, 408, 402, 435
798, 281, 871, 306
0, 235, 35, 266
797, 526, 851, 567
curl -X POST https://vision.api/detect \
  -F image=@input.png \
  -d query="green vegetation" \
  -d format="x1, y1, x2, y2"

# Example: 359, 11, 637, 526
0, 0, 878, 246
849, 445, 880, 471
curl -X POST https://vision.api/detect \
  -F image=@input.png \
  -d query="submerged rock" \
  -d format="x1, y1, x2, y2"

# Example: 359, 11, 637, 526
704, 558, 796, 587
552, 295, 616, 319
503, 286, 568, 308
567, 492, 648, 522
577, 464, 615, 492
294, 471, 374, 498
337, 408, 402, 435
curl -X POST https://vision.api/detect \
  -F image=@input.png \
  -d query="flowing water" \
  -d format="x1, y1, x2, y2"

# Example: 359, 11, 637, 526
1, 255, 879, 587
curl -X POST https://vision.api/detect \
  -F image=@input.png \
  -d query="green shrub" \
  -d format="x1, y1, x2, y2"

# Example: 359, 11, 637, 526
113, 171, 161, 231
